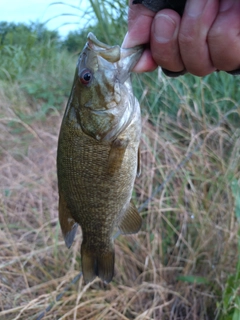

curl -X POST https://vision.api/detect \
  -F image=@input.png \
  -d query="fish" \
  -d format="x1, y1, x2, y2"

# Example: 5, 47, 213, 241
132, 0, 187, 15
57, 33, 143, 284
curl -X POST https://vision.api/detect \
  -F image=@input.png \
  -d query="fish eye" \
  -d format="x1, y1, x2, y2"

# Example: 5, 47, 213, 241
79, 69, 92, 85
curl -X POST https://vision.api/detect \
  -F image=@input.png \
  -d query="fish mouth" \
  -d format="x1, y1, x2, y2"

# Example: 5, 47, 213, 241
87, 32, 121, 63
119, 45, 143, 74
86, 32, 143, 74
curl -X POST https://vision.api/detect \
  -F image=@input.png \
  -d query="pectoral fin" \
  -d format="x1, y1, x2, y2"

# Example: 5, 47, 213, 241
108, 138, 129, 175
59, 192, 78, 248
118, 201, 142, 235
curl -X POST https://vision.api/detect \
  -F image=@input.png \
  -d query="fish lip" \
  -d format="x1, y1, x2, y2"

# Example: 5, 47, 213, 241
86, 32, 143, 68
120, 45, 143, 59
86, 32, 121, 63
117, 45, 144, 81
87, 32, 113, 50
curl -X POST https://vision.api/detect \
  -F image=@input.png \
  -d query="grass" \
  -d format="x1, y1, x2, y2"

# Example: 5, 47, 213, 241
1, 65, 240, 318
0, 22, 76, 120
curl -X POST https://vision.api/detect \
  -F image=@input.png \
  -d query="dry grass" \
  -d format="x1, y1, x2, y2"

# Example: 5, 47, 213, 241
0, 82, 239, 320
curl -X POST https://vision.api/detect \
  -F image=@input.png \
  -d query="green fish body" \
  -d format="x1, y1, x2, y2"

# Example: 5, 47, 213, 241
57, 33, 143, 283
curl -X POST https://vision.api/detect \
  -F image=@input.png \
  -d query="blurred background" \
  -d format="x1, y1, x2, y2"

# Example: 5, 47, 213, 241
2, 0, 90, 38
1, 1, 240, 319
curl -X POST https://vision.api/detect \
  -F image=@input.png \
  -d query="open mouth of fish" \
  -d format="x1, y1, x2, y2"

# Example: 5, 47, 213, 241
86, 32, 143, 76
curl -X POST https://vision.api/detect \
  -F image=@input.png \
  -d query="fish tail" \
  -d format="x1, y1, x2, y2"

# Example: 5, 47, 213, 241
81, 243, 114, 284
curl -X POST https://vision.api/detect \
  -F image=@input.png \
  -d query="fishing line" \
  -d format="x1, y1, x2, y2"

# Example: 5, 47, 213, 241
35, 86, 238, 320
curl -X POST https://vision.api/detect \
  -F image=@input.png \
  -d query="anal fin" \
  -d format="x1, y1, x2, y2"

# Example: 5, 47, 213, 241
59, 192, 78, 248
118, 200, 142, 235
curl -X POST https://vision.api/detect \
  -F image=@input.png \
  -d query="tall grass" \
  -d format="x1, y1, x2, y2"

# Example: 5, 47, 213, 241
0, 1, 240, 319
133, 70, 240, 125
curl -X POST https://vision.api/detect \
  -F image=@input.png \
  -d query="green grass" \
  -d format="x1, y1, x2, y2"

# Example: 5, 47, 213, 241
219, 178, 240, 319
133, 70, 240, 126
0, 25, 76, 120
0, 1, 240, 319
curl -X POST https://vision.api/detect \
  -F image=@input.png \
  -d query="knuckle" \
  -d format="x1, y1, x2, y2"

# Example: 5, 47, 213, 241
179, 29, 195, 47
152, 50, 171, 65
208, 24, 225, 42
152, 52, 183, 72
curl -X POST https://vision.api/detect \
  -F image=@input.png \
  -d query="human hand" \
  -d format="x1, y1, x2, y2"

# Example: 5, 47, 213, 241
123, 0, 240, 76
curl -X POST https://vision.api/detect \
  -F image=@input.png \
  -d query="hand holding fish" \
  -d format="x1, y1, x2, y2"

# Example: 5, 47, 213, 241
123, 0, 240, 76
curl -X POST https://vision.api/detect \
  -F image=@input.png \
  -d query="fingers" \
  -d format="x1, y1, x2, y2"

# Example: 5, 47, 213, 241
123, 2, 157, 72
178, 0, 219, 76
123, 2, 155, 47
126, 0, 240, 76
142, 0, 219, 76
130, 48, 157, 73
150, 9, 184, 73
208, 0, 240, 72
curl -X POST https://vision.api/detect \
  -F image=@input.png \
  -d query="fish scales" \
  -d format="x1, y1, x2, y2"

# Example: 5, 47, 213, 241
57, 33, 143, 283
58, 109, 140, 232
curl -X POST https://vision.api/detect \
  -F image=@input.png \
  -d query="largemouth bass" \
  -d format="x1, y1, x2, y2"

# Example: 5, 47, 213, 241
57, 33, 143, 283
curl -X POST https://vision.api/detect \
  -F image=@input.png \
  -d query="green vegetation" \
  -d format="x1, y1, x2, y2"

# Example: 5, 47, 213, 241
0, 1, 240, 319
0, 21, 76, 120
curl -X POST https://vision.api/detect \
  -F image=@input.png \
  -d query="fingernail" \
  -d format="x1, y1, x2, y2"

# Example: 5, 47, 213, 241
219, 0, 234, 12
186, 0, 206, 17
154, 15, 176, 43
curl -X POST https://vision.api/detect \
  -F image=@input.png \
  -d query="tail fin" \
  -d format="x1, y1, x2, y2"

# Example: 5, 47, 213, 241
81, 243, 115, 284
